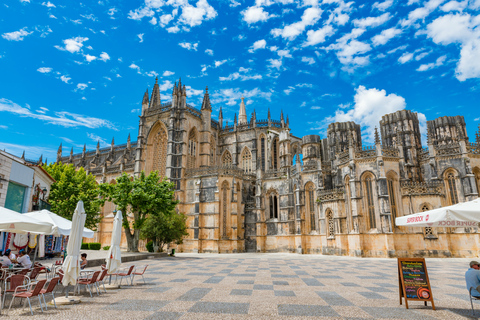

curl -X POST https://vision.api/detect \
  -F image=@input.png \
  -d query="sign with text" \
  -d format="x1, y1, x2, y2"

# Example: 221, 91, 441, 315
398, 258, 435, 310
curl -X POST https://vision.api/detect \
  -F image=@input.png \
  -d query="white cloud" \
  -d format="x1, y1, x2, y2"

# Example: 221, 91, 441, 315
129, 63, 141, 72
179, 42, 198, 51
426, 13, 480, 80
159, 80, 173, 92
268, 58, 282, 69
277, 49, 292, 58
372, 27, 402, 46
37, 67, 52, 73
167, 26, 180, 33
87, 133, 109, 147
0, 125, 7, 129
242, 6, 275, 24
0, 98, 116, 129
99, 52, 110, 62
178, 0, 217, 27
441, 0, 468, 11
85, 54, 97, 62
2, 28, 33, 41
128, 6, 155, 20
60, 75, 71, 83
249, 39, 267, 53
401, 0, 445, 27
0, 141, 55, 162
55, 37, 89, 53
211, 87, 272, 106
214, 59, 227, 67
41, 1, 56, 7
138, 33, 144, 42
398, 52, 414, 63
160, 13, 175, 26
205, 49, 213, 55
416, 55, 447, 71
163, 70, 175, 76
301, 56, 315, 65
353, 12, 391, 28
324, 34, 372, 71
303, 25, 335, 46
146, 71, 158, 77
271, 7, 322, 40
372, 0, 394, 11
77, 83, 88, 90
230, 0, 241, 7
108, 7, 118, 16
150, 17, 157, 25
325, 86, 406, 143
219, 73, 262, 81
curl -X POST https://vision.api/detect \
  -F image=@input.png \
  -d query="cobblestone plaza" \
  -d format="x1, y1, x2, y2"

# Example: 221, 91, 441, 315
6, 253, 478, 319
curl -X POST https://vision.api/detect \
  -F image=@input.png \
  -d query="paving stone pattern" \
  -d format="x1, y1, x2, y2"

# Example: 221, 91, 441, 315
6, 253, 480, 319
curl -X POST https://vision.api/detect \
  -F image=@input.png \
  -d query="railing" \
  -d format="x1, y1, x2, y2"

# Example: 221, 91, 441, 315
400, 181, 444, 196
264, 170, 284, 179
318, 187, 345, 202
381, 146, 399, 157
468, 142, 480, 155
434, 142, 461, 157
417, 148, 430, 162
185, 165, 255, 179
256, 119, 268, 127
355, 145, 376, 159
302, 160, 318, 171
338, 151, 349, 164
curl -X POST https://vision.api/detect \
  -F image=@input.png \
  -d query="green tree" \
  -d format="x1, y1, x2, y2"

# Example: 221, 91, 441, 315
141, 210, 188, 252
99, 171, 178, 252
44, 162, 102, 230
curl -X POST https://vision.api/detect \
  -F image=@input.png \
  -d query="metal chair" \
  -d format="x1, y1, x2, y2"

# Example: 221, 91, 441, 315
113, 265, 135, 286
470, 287, 480, 315
40, 277, 60, 309
132, 265, 148, 285
76, 270, 100, 297
96, 269, 108, 293
2, 274, 29, 309
7, 279, 47, 315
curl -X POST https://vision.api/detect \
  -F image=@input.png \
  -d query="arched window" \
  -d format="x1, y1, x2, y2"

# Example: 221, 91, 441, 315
306, 183, 316, 233
241, 148, 253, 173
260, 135, 266, 171
210, 136, 216, 166
344, 175, 352, 233
445, 169, 459, 205
473, 168, 480, 196
222, 150, 232, 166
272, 137, 279, 170
221, 181, 229, 238
387, 172, 399, 229
146, 122, 168, 176
326, 209, 335, 238
187, 128, 198, 169
268, 192, 278, 219
363, 174, 376, 229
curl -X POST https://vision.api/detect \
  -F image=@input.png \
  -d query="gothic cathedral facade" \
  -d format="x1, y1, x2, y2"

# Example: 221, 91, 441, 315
58, 78, 480, 257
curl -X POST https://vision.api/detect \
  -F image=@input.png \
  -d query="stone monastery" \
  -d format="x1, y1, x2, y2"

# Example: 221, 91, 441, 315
57, 78, 480, 257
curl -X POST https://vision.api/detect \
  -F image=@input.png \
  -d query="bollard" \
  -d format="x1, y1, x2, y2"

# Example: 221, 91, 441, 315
170, 249, 175, 257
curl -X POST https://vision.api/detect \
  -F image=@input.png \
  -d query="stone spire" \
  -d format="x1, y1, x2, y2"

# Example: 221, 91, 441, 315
476, 124, 480, 145
238, 97, 247, 124
70, 147, 73, 159
219, 106, 223, 128
111, 137, 115, 151
374, 127, 380, 145
280, 110, 284, 122
57, 143, 62, 162
96, 141, 100, 154
149, 77, 161, 108
38, 154, 43, 165
83, 144, 86, 155
234, 113, 237, 125
201, 86, 211, 110
127, 133, 131, 149
268, 108, 271, 120
21, 150, 25, 160
142, 89, 149, 105
286, 115, 289, 128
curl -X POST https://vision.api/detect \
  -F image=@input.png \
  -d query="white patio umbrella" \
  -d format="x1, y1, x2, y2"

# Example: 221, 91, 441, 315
106, 210, 123, 274
0, 206, 54, 234
395, 198, 480, 228
25, 209, 94, 238
61, 200, 86, 295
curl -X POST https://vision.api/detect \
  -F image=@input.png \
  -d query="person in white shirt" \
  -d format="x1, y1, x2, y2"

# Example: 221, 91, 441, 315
16, 249, 32, 269
0, 252, 12, 267
4, 249, 16, 263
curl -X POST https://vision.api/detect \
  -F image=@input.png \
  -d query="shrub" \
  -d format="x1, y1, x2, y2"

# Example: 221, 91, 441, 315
146, 240, 154, 253
103, 245, 111, 250
81, 243, 89, 250
89, 242, 102, 250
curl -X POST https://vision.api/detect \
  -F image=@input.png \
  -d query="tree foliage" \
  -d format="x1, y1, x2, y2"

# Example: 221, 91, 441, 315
99, 171, 178, 252
44, 162, 102, 230
141, 210, 188, 252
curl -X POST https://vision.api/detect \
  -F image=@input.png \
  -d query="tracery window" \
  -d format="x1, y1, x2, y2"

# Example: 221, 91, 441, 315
260, 136, 266, 171
146, 122, 168, 176
364, 175, 376, 229
387, 173, 399, 226
210, 137, 216, 166
345, 176, 352, 233
474, 169, 480, 196
306, 183, 315, 233
187, 129, 197, 169
326, 210, 335, 238
221, 181, 229, 238
269, 194, 278, 219
222, 151, 232, 166
272, 138, 278, 170
445, 170, 459, 205
242, 148, 253, 173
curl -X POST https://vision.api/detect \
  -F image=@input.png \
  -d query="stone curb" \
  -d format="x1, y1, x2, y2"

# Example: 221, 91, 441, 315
87, 252, 168, 267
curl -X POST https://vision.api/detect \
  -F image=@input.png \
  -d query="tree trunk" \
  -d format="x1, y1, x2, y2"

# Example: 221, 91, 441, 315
124, 224, 139, 252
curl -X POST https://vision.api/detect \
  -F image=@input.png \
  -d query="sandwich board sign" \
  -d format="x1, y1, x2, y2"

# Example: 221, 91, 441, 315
398, 258, 435, 310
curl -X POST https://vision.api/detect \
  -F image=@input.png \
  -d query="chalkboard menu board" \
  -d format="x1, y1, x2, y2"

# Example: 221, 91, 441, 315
398, 258, 435, 310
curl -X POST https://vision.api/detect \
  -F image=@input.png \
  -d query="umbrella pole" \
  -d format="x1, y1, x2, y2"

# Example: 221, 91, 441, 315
65, 285, 69, 298
32, 241, 39, 265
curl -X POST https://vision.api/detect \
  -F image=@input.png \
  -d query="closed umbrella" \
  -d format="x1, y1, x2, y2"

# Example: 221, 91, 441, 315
61, 200, 86, 297
106, 210, 123, 274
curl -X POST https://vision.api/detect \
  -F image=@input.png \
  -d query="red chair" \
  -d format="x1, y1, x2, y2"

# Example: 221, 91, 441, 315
7, 279, 47, 315
96, 269, 108, 293
2, 274, 29, 309
113, 265, 135, 286
132, 265, 148, 285
40, 277, 60, 309
29, 267, 42, 282
18, 268, 30, 276
77, 271, 100, 297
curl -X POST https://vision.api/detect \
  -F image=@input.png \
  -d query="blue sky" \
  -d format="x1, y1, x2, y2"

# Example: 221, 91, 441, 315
1, 0, 479, 162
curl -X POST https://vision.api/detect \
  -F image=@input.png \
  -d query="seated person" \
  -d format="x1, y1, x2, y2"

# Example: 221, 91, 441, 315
16, 249, 32, 269
80, 253, 87, 270
466, 260, 480, 298
0, 251, 12, 267
4, 249, 16, 263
